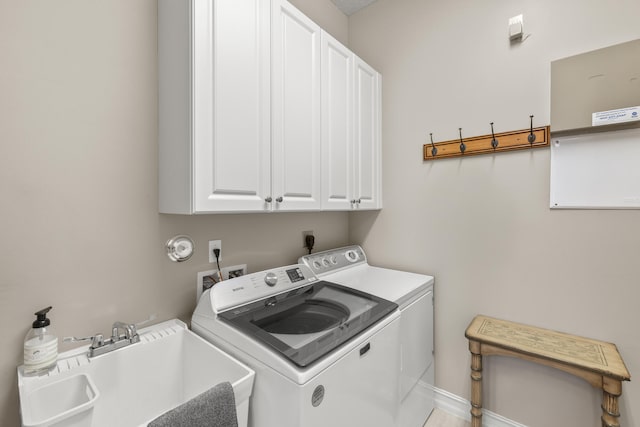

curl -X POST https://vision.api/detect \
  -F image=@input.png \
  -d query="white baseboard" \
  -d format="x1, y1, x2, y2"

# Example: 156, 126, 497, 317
432, 386, 527, 427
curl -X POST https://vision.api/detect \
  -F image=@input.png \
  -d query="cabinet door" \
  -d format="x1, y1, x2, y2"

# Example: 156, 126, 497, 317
321, 31, 353, 211
271, 0, 322, 211
192, 0, 271, 213
353, 56, 382, 210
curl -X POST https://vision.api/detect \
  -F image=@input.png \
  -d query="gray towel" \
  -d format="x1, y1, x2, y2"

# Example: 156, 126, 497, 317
148, 381, 238, 427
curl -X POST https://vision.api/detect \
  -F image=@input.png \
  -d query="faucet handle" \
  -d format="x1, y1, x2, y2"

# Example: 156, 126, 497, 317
63, 334, 104, 348
92, 334, 104, 348
63, 336, 93, 344
128, 324, 138, 338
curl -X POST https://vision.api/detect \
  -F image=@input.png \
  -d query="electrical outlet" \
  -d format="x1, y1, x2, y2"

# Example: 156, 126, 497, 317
302, 230, 314, 248
208, 240, 222, 263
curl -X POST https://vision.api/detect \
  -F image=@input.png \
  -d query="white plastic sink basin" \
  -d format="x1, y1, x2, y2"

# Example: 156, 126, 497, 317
18, 319, 254, 427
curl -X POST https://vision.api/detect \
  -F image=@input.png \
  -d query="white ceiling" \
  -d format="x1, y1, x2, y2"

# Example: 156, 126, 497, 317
331, 0, 378, 15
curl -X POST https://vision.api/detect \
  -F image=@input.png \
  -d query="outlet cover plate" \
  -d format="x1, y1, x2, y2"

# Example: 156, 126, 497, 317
196, 264, 247, 303
208, 240, 222, 263
196, 269, 218, 303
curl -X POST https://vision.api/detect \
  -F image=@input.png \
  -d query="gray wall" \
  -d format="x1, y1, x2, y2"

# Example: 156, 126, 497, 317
348, 0, 640, 426
0, 0, 347, 425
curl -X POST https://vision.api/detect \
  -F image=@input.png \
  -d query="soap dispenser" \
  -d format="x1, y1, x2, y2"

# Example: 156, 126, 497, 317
23, 306, 58, 375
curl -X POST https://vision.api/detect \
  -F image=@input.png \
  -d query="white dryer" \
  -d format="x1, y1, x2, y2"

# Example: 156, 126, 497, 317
300, 246, 435, 427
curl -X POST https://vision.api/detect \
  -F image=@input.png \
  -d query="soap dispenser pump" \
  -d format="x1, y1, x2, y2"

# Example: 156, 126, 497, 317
23, 306, 58, 376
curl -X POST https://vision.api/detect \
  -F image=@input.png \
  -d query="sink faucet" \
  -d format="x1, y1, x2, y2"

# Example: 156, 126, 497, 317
65, 318, 151, 358
112, 321, 138, 342
88, 321, 141, 358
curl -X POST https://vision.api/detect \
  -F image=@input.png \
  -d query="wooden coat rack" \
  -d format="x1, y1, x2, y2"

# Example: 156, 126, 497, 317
423, 123, 550, 161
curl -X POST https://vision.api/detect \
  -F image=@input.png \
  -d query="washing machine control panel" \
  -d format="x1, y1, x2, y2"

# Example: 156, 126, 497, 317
211, 264, 317, 313
299, 245, 367, 275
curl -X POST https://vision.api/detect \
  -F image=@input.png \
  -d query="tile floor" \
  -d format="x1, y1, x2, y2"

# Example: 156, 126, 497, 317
423, 409, 471, 427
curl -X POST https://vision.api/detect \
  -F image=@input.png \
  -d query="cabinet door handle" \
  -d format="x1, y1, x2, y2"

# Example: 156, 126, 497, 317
265, 197, 272, 203
357, 199, 362, 204
276, 197, 283, 203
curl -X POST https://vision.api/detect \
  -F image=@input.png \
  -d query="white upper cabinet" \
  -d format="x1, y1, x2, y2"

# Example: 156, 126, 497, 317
271, 0, 322, 211
159, 0, 271, 214
321, 31, 382, 211
353, 56, 382, 210
159, 0, 380, 214
321, 31, 353, 210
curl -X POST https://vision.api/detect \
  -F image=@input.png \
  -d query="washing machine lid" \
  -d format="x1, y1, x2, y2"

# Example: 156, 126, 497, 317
218, 280, 397, 368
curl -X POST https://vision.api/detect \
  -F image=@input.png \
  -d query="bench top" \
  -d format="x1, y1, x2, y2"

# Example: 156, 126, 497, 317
465, 315, 630, 381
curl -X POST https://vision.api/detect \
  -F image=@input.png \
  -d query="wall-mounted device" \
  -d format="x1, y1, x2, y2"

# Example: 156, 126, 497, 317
166, 235, 194, 262
508, 14, 524, 42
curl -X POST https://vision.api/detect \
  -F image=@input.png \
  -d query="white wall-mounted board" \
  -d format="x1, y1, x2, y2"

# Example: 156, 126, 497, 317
550, 127, 640, 209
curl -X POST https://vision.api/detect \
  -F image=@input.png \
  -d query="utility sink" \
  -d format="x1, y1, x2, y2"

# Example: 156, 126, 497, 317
18, 319, 254, 427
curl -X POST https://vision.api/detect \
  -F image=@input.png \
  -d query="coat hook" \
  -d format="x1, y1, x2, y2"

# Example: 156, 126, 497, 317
490, 122, 498, 149
458, 128, 466, 153
528, 115, 536, 144
429, 133, 438, 157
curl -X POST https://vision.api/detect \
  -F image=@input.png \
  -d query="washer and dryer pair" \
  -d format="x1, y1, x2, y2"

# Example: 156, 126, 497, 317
192, 245, 434, 427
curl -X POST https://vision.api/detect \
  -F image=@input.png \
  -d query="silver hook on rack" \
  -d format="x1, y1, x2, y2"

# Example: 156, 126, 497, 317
429, 133, 437, 156
459, 128, 466, 153
528, 115, 536, 144
490, 122, 498, 149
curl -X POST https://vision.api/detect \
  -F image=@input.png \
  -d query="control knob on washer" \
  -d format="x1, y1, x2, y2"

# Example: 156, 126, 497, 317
346, 250, 359, 262
264, 272, 278, 287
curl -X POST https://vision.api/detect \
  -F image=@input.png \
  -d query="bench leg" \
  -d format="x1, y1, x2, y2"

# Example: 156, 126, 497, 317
601, 377, 622, 427
469, 340, 483, 427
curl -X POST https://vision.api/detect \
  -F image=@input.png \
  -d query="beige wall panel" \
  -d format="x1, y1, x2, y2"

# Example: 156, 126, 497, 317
0, 0, 348, 425
349, 0, 640, 426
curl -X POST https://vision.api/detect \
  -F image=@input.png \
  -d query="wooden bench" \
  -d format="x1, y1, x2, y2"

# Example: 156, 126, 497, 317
465, 315, 630, 427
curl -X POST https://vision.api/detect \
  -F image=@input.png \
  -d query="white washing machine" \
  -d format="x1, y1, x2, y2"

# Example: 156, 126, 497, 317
192, 264, 402, 427
300, 246, 435, 427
